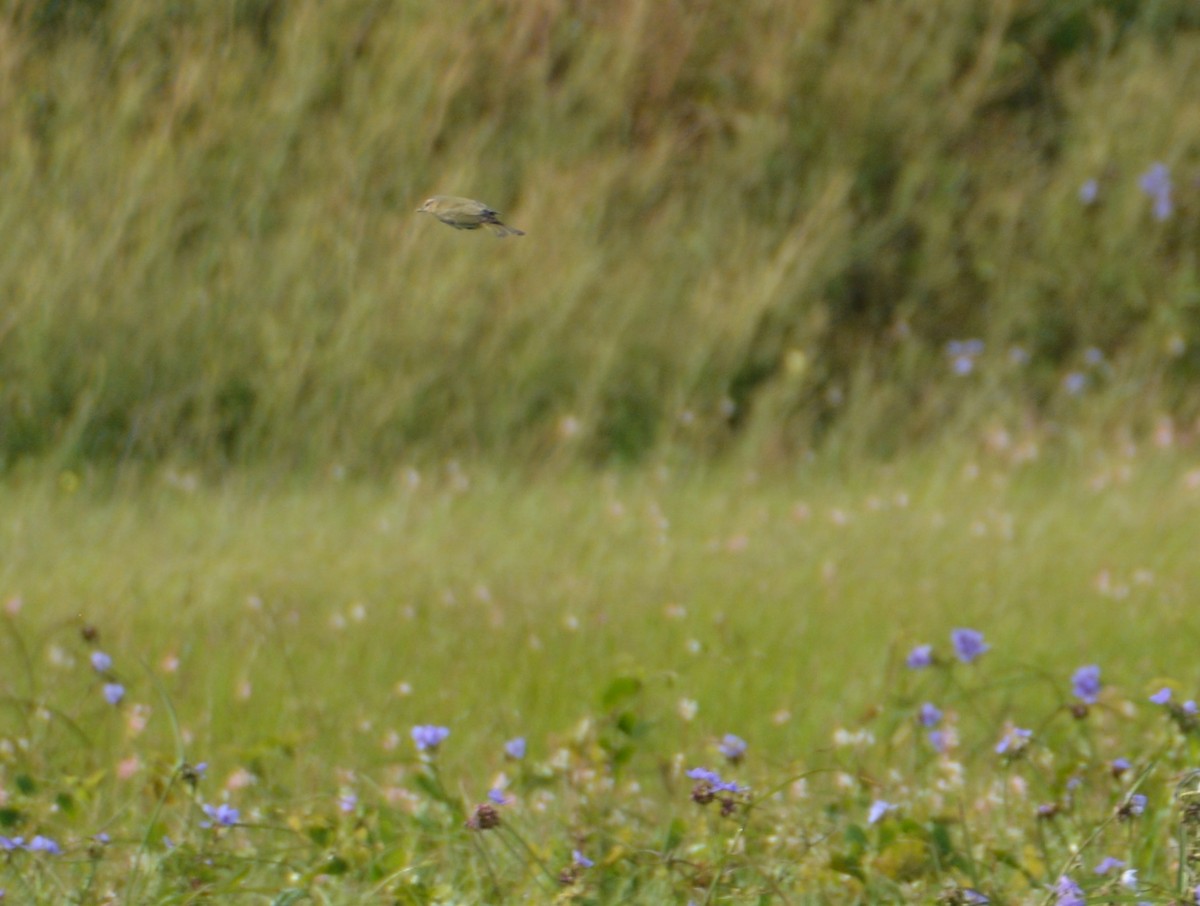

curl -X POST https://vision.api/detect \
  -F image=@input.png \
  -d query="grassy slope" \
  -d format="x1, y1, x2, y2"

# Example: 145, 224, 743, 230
1, 1, 1199, 468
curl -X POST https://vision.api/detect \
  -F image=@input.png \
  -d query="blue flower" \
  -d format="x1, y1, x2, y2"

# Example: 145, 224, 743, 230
951, 628, 988, 664
201, 803, 240, 827
995, 726, 1032, 755
0, 836, 24, 851
962, 891, 990, 905
573, 849, 594, 868
1078, 179, 1099, 205
1063, 372, 1087, 395
1054, 875, 1085, 906
1126, 793, 1147, 817
718, 734, 747, 763
504, 737, 527, 760
90, 651, 112, 673
686, 767, 722, 784
411, 725, 450, 752
928, 729, 948, 753
1093, 856, 1125, 875
28, 835, 60, 855
1139, 163, 1174, 221
1120, 868, 1138, 890
487, 788, 512, 805
103, 683, 125, 706
339, 793, 357, 813
906, 644, 933, 669
1150, 687, 1172, 705
1072, 665, 1101, 704
918, 703, 942, 727
867, 799, 896, 824
1185, 700, 1198, 715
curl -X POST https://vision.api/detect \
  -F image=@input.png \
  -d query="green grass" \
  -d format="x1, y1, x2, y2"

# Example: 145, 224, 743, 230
2, 446, 1200, 900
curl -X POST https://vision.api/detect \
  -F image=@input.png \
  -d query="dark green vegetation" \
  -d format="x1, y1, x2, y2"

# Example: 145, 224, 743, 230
2, 0, 1199, 470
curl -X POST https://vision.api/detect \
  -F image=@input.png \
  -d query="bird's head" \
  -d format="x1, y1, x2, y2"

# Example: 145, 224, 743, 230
416, 198, 437, 214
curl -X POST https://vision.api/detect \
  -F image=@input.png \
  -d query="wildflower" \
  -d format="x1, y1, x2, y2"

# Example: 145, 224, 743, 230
1139, 163, 1173, 221
0, 837, 23, 851
487, 788, 512, 806
1083, 347, 1104, 366
1120, 868, 1138, 890
1053, 875, 1085, 906
573, 849, 594, 868
962, 891, 989, 905
466, 803, 501, 831
1150, 687, 1172, 705
93, 833, 111, 845
1110, 757, 1131, 776
1071, 665, 1101, 704
1186, 700, 1198, 715
686, 767, 722, 785
90, 651, 112, 673
1078, 178, 1099, 205
946, 340, 984, 377
951, 629, 988, 664
995, 726, 1032, 756
906, 644, 933, 669
103, 683, 125, 706
1063, 372, 1087, 395
868, 799, 896, 824
918, 703, 942, 727
27, 836, 60, 855
504, 737, 527, 760
1093, 856, 1125, 875
339, 793, 358, 813
1119, 793, 1147, 818
928, 729, 948, 753
201, 803, 240, 827
718, 734, 747, 763
411, 725, 450, 752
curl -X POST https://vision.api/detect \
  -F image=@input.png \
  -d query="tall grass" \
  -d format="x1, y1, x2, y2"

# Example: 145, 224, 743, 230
2, 0, 1199, 470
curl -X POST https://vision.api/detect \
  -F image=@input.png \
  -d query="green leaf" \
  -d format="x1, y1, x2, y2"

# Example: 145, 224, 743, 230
600, 676, 642, 711
662, 817, 686, 854
14, 774, 35, 796
0, 808, 22, 827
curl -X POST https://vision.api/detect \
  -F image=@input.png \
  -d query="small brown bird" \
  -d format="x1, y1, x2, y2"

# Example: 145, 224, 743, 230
416, 196, 525, 237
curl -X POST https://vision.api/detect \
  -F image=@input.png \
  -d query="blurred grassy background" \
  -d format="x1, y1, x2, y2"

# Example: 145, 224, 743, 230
1, 0, 1199, 472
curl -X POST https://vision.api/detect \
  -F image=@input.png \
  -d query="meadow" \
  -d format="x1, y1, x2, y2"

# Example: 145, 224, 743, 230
3, 0, 1200, 902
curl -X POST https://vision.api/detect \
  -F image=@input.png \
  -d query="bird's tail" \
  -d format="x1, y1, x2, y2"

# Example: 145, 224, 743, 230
488, 222, 525, 237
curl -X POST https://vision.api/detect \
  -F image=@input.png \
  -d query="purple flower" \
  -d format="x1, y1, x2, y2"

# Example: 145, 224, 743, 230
995, 726, 1032, 755
504, 737, 526, 760
1185, 700, 1198, 715
867, 799, 896, 824
1078, 179, 1099, 205
0, 836, 24, 851
1094, 856, 1125, 875
1139, 163, 1174, 221
962, 891, 989, 905
93, 832, 111, 845
28, 835, 60, 855
201, 803, 240, 827
1054, 875, 1085, 906
339, 793, 357, 813
718, 734, 747, 763
951, 628, 988, 664
906, 644, 933, 669
686, 767, 722, 784
918, 703, 942, 727
487, 788, 512, 806
1063, 371, 1087, 395
1120, 868, 1138, 890
103, 683, 125, 706
928, 729, 948, 753
90, 651, 112, 673
573, 849, 594, 868
1072, 665, 1101, 704
411, 725, 450, 752
1150, 687, 1172, 705
1126, 793, 1147, 816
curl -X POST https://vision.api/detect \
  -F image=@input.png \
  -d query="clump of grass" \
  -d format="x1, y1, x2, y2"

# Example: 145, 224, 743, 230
1, 1, 1199, 469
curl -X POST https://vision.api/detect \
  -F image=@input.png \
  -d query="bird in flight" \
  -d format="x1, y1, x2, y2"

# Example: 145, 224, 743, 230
416, 196, 525, 237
